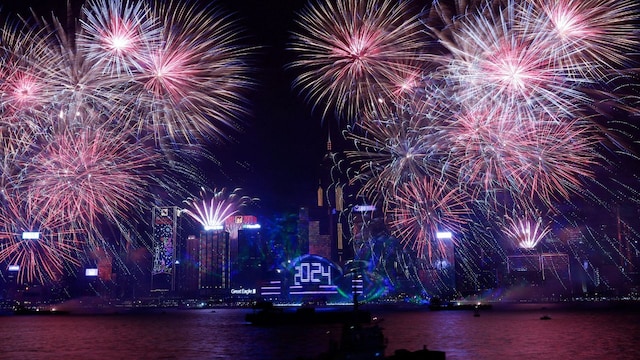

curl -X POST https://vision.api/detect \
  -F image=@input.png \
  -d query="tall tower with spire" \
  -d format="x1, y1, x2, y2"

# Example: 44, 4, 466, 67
303, 127, 353, 265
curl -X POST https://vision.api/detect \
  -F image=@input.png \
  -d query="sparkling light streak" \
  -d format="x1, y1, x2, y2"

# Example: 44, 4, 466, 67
289, 0, 640, 296
289, 0, 428, 120
0, 0, 254, 284
182, 187, 254, 232
503, 211, 552, 250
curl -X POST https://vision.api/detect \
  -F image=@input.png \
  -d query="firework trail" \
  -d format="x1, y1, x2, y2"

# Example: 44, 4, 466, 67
0, 193, 84, 284
0, 0, 255, 284
182, 187, 254, 231
289, 0, 428, 121
289, 0, 639, 295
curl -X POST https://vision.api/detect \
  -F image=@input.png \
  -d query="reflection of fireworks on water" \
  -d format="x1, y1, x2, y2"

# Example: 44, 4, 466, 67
0, 0, 254, 284
182, 187, 254, 231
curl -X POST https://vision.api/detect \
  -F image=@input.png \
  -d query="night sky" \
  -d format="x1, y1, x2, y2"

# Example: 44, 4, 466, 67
2, 0, 335, 215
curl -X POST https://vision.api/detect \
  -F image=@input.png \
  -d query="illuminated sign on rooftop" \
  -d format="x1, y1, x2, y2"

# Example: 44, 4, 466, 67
353, 205, 376, 212
85, 268, 98, 277
22, 232, 40, 240
436, 231, 453, 239
204, 225, 224, 231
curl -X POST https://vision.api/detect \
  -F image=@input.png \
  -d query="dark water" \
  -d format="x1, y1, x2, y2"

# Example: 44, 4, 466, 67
1, 304, 639, 360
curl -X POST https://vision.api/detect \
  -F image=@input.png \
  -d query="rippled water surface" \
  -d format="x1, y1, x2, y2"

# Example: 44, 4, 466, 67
1, 304, 639, 360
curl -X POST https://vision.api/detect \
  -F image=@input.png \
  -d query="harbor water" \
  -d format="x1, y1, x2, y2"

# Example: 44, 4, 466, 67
1, 303, 639, 359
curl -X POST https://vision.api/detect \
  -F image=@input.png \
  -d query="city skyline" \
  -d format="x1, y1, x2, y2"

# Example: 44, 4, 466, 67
0, 0, 638, 302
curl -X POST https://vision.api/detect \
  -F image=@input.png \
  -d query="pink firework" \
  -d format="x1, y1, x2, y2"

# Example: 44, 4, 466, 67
523, 0, 639, 79
447, 102, 601, 207
182, 187, 254, 231
130, 0, 254, 143
77, 0, 159, 76
385, 176, 470, 260
511, 114, 601, 206
503, 210, 551, 250
0, 194, 83, 284
289, 0, 427, 120
446, 102, 529, 194
42, 14, 134, 128
22, 125, 160, 230
430, 0, 583, 122
345, 87, 452, 203
0, 22, 63, 128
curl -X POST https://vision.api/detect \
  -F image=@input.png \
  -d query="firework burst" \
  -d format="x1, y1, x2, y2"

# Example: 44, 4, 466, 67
77, 0, 159, 77
429, 0, 588, 123
0, 22, 63, 129
0, 0, 256, 284
182, 187, 254, 231
127, 0, 254, 143
0, 194, 84, 284
503, 210, 551, 250
385, 176, 470, 260
345, 86, 452, 202
289, 0, 428, 121
445, 103, 603, 207
523, 0, 639, 79
21, 124, 161, 233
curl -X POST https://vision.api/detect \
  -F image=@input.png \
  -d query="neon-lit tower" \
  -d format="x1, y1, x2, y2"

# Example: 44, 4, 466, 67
198, 225, 230, 296
181, 188, 251, 298
151, 206, 180, 293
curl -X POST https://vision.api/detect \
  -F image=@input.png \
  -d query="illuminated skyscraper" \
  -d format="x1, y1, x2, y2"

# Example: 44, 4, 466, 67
151, 206, 180, 293
302, 133, 354, 266
177, 234, 200, 297
235, 223, 263, 289
199, 228, 230, 296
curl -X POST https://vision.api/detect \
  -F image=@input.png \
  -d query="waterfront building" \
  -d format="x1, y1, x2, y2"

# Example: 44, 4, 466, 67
177, 234, 200, 297
151, 206, 181, 293
235, 223, 264, 290
199, 228, 230, 297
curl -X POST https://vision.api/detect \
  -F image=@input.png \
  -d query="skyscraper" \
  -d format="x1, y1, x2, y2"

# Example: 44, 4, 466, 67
151, 206, 180, 293
235, 224, 263, 290
199, 228, 230, 297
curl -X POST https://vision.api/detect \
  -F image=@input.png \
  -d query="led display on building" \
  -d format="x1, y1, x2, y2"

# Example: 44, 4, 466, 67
152, 206, 178, 291
286, 254, 343, 299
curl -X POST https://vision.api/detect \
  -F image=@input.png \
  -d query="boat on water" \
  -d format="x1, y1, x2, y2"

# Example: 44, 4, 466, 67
10, 304, 69, 316
298, 320, 446, 360
428, 298, 492, 311
245, 301, 372, 326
